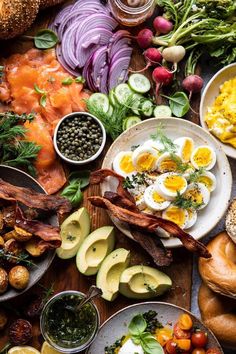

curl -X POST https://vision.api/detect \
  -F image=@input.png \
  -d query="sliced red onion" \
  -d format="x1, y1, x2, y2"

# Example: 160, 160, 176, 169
109, 56, 132, 90
56, 45, 80, 77
99, 65, 109, 94
83, 54, 97, 92
70, 0, 110, 13
109, 38, 131, 59
92, 46, 108, 86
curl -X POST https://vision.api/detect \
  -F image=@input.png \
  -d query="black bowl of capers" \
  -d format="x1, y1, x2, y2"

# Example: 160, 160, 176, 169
54, 112, 106, 165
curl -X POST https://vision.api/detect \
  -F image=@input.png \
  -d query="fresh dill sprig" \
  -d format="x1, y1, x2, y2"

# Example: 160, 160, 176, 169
170, 153, 190, 173
0, 112, 35, 130
86, 95, 137, 140
150, 124, 177, 153
123, 173, 147, 189
173, 191, 203, 210
188, 167, 206, 183
0, 249, 36, 267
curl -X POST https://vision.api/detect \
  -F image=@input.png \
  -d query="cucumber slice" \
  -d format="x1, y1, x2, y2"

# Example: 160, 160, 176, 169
109, 89, 117, 106
123, 116, 142, 131
88, 93, 109, 113
107, 105, 114, 117
131, 93, 143, 115
115, 83, 133, 105
128, 74, 151, 94
141, 100, 154, 117
154, 105, 172, 118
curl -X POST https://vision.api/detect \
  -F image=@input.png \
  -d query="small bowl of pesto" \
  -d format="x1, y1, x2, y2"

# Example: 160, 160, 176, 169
40, 290, 100, 353
53, 112, 106, 165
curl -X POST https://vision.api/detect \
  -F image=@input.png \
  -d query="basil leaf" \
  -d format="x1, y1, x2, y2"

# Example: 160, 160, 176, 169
62, 77, 74, 85
34, 29, 58, 50
69, 170, 90, 189
131, 335, 141, 345
40, 94, 47, 108
128, 314, 147, 336
34, 84, 45, 95
75, 76, 86, 84
168, 92, 190, 118
140, 332, 164, 354
71, 186, 83, 207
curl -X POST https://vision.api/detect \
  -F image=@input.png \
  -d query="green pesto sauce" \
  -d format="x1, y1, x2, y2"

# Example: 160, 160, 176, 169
45, 294, 97, 349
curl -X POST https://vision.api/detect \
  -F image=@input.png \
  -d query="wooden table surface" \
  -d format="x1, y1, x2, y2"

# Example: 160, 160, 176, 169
0, 3, 202, 352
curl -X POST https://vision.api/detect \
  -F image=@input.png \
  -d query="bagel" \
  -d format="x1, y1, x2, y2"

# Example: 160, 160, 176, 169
40, 0, 65, 10
199, 283, 236, 349
226, 198, 236, 244
198, 231, 236, 298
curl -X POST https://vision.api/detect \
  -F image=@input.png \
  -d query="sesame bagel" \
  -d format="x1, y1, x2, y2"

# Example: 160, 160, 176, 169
0, 0, 40, 39
198, 231, 236, 298
226, 198, 236, 244
199, 283, 236, 349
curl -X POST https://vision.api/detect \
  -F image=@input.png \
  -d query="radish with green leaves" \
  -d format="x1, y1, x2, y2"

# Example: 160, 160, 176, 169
130, 48, 162, 73
153, 16, 173, 35
136, 28, 154, 49
152, 66, 173, 98
162, 45, 186, 72
182, 75, 203, 99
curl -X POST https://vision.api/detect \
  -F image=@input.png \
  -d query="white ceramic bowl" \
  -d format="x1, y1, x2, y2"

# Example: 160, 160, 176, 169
200, 63, 236, 159
53, 112, 106, 165
101, 117, 232, 248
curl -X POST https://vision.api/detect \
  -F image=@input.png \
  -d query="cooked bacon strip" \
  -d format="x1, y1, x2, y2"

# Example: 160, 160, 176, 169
90, 169, 135, 203
104, 192, 138, 212
0, 179, 72, 215
15, 206, 61, 249
131, 228, 173, 267
88, 196, 211, 258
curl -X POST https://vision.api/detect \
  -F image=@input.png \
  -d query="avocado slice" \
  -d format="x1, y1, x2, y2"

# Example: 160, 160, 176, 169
76, 226, 115, 276
96, 248, 130, 302
119, 265, 172, 299
57, 207, 90, 259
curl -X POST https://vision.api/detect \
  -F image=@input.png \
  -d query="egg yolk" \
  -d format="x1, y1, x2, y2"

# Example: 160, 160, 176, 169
160, 158, 177, 172
120, 155, 135, 174
185, 188, 203, 204
182, 139, 193, 162
152, 191, 165, 203
164, 206, 186, 227
198, 176, 212, 190
136, 153, 157, 171
164, 175, 186, 192
193, 147, 212, 167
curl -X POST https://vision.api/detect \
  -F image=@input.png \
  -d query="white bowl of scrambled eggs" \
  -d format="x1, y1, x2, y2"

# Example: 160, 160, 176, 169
200, 63, 236, 159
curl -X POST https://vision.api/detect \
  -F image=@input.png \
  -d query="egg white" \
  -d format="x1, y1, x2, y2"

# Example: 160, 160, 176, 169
174, 137, 194, 163
191, 145, 216, 170
132, 146, 158, 172
184, 182, 210, 210
144, 185, 171, 211
156, 172, 188, 201
162, 204, 189, 229
113, 151, 136, 177
185, 209, 198, 229
195, 171, 216, 192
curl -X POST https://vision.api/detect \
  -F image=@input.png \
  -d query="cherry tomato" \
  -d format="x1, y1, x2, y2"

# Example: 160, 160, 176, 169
174, 339, 191, 351
191, 331, 208, 348
173, 323, 191, 339
165, 339, 178, 354
157, 327, 173, 346
192, 349, 206, 354
178, 314, 193, 330
206, 349, 222, 354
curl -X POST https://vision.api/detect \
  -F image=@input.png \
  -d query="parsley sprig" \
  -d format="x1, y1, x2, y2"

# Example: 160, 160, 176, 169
173, 191, 203, 210
123, 173, 147, 189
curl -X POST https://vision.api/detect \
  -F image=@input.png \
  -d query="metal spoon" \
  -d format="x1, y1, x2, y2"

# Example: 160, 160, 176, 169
65, 286, 102, 313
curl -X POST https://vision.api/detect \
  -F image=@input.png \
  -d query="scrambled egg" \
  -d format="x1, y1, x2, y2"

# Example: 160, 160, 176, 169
205, 76, 236, 148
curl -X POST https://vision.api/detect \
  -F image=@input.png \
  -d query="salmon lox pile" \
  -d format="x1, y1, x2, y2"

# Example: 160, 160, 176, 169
0, 48, 90, 194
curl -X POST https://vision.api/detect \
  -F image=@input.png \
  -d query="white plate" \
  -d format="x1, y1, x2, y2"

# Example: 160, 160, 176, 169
87, 302, 223, 354
101, 117, 232, 248
200, 63, 236, 159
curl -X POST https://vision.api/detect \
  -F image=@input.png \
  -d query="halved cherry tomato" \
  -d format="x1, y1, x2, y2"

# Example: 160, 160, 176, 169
178, 314, 193, 330
156, 327, 173, 346
174, 323, 191, 339
192, 349, 206, 354
165, 340, 178, 354
174, 339, 191, 351
206, 349, 222, 354
191, 331, 208, 348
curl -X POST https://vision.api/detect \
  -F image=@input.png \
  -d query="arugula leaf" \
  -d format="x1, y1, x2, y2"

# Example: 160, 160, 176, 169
34, 29, 58, 49
162, 92, 190, 117
140, 332, 164, 354
128, 314, 147, 336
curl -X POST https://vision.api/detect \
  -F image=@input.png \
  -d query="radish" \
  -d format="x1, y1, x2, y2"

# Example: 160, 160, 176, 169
153, 16, 173, 34
152, 66, 173, 99
162, 45, 186, 72
182, 74, 204, 99
130, 48, 162, 73
136, 28, 154, 49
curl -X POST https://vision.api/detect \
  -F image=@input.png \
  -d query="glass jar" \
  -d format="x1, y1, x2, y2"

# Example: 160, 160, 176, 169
109, 0, 155, 26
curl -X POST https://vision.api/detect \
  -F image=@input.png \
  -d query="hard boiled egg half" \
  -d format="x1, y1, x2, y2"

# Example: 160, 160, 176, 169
174, 137, 194, 163
183, 183, 210, 210
191, 145, 216, 170
162, 205, 189, 229
113, 151, 136, 177
132, 146, 158, 172
157, 152, 182, 173
144, 184, 171, 211
156, 173, 188, 201
195, 171, 216, 192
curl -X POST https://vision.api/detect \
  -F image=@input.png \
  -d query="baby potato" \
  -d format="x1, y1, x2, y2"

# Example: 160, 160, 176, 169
9, 266, 30, 290
4, 239, 23, 263
25, 238, 44, 257
0, 308, 8, 330
3, 230, 18, 242
0, 268, 8, 294
14, 227, 32, 242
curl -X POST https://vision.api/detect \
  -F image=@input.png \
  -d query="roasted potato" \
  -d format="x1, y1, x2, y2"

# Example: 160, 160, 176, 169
0, 308, 7, 330
0, 268, 8, 294
14, 226, 32, 242
3, 230, 18, 242
9, 266, 30, 290
0, 236, 4, 247
2, 206, 15, 228
0, 212, 4, 231
25, 238, 44, 257
9, 319, 32, 345
3, 239, 23, 263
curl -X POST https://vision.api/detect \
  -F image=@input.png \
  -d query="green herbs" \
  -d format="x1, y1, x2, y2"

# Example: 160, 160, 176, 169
34, 29, 58, 49
61, 170, 90, 208
0, 249, 36, 267
151, 124, 177, 153
128, 314, 164, 354
143, 311, 163, 333
34, 84, 47, 107
162, 92, 190, 117
62, 76, 86, 85
169, 153, 190, 173
123, 173, 147, 189
75, 76, 86, 84
188, 167, 205, 183
173, 191, 203, 210
0, 112, 40, 176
